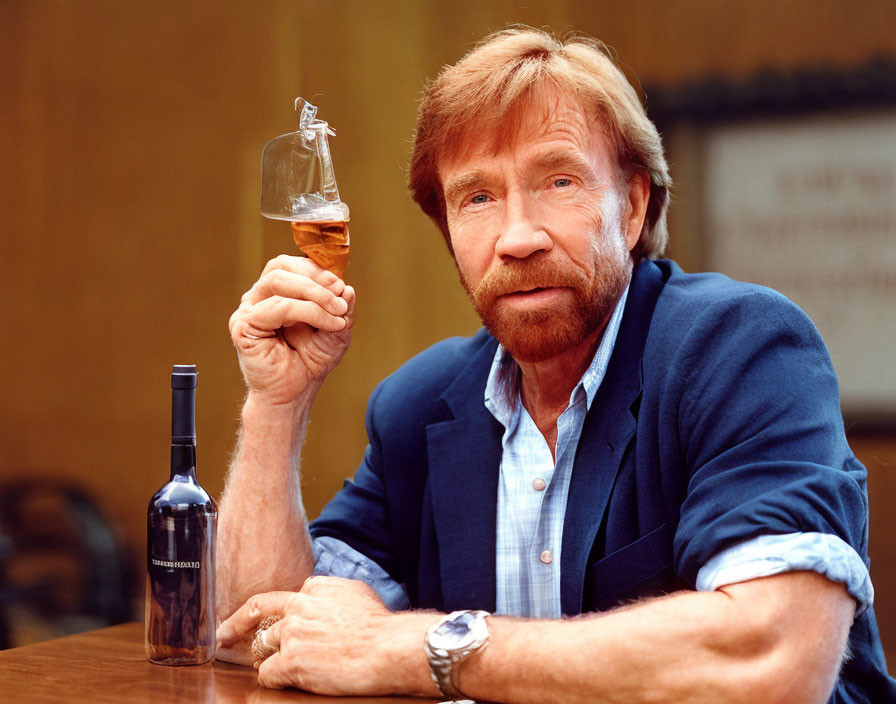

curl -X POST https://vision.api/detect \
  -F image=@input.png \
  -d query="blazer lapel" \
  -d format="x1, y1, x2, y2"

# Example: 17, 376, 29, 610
560, 259, 667, 614
426, 335, 502, 612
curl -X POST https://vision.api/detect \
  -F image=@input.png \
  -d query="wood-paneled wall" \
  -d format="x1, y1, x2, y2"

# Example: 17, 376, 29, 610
2, 0, 894, 658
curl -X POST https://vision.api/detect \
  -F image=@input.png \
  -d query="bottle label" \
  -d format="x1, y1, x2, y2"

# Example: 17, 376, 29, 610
151, 559, 201, 569
149, 515, 210, 567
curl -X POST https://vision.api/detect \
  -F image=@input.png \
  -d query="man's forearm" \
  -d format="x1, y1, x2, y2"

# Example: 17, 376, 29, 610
391, 573, 851, 704
464, 593, 765, 704
215, 391, 317, 622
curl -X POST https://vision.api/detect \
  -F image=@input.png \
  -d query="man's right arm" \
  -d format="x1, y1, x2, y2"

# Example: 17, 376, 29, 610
216, 395, 313, 628
215, 255, 355, 663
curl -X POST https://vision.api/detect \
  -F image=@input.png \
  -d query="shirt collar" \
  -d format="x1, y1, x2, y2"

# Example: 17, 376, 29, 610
484, 285, 630, 427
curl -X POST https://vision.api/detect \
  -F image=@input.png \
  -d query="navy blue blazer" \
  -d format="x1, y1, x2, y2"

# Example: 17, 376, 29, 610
311, 258, 895, 702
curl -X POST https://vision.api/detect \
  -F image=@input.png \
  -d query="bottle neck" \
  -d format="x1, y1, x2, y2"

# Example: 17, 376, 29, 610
170, 442, 197, 481
170, 379, 197, 481
172, 385, 196, 440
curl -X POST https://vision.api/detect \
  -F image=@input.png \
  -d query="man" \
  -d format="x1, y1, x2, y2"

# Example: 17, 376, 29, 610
215, 27, 895, 703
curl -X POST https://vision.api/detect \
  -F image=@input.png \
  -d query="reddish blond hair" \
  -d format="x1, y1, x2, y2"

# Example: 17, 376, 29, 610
409, 26, 671, 260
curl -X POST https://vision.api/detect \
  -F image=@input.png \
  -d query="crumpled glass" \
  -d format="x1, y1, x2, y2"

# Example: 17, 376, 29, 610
260, 98, 350, 276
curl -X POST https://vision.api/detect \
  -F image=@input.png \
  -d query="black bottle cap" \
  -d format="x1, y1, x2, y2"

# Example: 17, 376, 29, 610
172, 364, 198, 389
171, 364, 197, 442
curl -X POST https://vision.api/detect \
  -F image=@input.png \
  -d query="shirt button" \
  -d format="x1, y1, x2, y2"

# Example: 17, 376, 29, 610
532, 478, 546, 491
540, 550, 553, 564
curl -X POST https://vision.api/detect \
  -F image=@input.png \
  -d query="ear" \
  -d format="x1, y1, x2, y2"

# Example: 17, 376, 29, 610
623, 170, 650, 253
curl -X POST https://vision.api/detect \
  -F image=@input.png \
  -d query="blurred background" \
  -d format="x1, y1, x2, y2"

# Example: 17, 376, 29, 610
1, 0, 893, 665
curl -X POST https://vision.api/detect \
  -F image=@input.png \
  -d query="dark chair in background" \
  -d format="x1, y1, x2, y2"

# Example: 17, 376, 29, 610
0, 531, 12, 647
0, 479, 134, 649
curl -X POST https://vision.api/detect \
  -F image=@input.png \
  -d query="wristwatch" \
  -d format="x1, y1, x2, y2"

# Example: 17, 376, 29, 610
424, 609, 490, 699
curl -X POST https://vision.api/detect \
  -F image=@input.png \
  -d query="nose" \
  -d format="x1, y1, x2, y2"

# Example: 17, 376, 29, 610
494, 191, 552, 260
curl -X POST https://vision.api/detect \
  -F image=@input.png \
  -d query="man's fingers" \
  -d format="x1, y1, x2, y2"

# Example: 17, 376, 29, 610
257, 650, 296, 690
239, 296, 348, 337
242, 268, 349, 316
215, 591, 294, 646
214, 644, 255, 667
261, 616, 284, 651
343, 285, 356, 316
259, 255, 345, 293
337, 285, 357, 333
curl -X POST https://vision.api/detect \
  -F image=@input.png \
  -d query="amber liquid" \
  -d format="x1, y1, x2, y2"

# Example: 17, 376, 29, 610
290, 219, 350, 277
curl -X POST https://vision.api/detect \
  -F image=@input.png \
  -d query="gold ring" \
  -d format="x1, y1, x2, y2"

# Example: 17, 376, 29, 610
251, 615, 282, 661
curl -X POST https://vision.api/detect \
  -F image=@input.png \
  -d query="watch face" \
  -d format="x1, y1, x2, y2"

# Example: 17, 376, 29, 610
429, 611, 486, 651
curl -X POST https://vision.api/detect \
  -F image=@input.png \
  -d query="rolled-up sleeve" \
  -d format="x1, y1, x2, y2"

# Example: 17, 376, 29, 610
696, 532, 873, 615
312, 536, 410, 611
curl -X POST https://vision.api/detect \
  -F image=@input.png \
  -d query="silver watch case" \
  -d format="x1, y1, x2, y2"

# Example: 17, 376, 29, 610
424, 610, 490, 699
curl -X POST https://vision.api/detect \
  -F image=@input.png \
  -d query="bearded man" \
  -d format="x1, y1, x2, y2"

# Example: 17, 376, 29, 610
215, 27, 895, 703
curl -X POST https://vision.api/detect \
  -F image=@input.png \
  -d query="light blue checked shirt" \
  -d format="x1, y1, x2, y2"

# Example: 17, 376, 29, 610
485, 288, 629, 618
313, 286, 873, 616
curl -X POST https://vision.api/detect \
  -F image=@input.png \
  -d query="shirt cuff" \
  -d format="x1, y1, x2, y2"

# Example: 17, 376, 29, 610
696, 532, 873, 616
311, 536, 411, 612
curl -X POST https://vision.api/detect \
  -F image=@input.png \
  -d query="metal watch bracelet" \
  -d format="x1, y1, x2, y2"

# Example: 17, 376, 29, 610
424, 610, 490, 699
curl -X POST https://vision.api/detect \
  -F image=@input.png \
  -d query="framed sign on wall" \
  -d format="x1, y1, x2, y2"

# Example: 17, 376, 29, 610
648, 62, 896, 424
703, 111, 896, 419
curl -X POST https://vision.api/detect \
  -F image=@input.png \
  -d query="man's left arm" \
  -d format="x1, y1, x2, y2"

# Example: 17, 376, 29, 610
218, 569, 854, 704
460, 571, 853, 704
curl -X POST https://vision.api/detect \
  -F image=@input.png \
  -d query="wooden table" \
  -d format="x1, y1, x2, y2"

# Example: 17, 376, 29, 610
0, 623, 444, 703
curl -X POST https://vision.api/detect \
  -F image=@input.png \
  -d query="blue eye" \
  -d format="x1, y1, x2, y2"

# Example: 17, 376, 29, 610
470, 194, 490, 204
553, 178, 572, 188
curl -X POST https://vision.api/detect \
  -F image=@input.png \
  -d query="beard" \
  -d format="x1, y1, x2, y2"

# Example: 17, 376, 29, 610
460, 220, 633, 363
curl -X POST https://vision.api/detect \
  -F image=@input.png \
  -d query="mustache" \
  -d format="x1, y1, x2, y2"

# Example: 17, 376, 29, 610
471, 256, 588, 299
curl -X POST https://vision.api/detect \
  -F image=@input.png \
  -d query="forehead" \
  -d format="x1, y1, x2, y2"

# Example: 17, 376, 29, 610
437, 89, 616, 179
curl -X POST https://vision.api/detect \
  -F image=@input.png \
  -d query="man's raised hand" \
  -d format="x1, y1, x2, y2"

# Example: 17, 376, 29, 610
229, 256, 355, 406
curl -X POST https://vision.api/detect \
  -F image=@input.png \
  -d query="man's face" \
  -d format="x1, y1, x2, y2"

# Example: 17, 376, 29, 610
438, 91, 644, 363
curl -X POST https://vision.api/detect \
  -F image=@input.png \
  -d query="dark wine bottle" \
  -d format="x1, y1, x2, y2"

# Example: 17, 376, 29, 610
145, 364, 217, 665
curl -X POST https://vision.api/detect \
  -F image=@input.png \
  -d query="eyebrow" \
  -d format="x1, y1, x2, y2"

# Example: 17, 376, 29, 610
529, 149, 595, 176
443, 169, 488, 206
